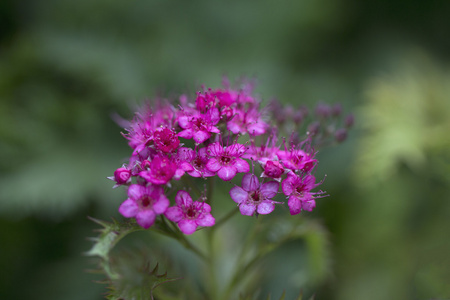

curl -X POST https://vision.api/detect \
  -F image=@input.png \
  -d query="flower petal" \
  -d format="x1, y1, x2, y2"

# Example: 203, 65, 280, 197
260, 181, 279, 199
282, 174, 297, 195
165, 206, 183, 222
257, 201, 275, 215
242, 173, 259, 192
136, 210, 156, 229
287, 195, 302, 215
234, 158, 250, 173
153, 194, 170, 214
119, 198, 138, 218
127, 184, 145, 200
193, 130, 211, 144
229, 186, 248, 204
178, 115, 191, 129
178, 219, 198, 235
197, 214, 215, 227
177, 129, 194, 139
206, 158, 221, 172
218, 165, 237, 181
175, 190, 193, 207
301, 199, 316, 211
239, 203, 256, 216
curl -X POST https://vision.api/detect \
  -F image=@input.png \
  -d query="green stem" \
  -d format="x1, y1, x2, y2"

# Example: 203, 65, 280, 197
214, 206, 239, 230
159, 216, 208, 261
207, 228, 218, 299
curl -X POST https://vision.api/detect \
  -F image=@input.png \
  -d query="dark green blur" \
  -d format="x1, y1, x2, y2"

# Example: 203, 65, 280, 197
1, 0, 449, 299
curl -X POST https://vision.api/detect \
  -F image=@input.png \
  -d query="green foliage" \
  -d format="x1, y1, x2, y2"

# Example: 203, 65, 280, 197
356, 51, 450, 186
86, 218, 181, 300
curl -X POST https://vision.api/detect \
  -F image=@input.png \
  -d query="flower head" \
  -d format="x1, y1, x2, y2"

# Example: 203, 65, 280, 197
119, 184, 170, 229
153, 127, 180, 153
230, 173, 280, 216
139, 155, 177, 185
206, 142, 249, 181
165, 190, 215, 235
177, 108, 220, 144
281, 173, 326, 215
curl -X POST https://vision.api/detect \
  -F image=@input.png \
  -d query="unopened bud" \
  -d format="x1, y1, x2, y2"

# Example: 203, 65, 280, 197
114, 167, 131, 185
315, 103, 331, 119
332, 103, 342, 117
335, 128, 347, 143
345, 114, 354, 128
307, 122, 320, 136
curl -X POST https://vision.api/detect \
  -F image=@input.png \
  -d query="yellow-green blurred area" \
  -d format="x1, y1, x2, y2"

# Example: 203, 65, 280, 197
1, 0, 449, 299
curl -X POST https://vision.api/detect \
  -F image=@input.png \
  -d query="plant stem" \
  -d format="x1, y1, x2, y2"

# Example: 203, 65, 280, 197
207, 227, 218, 299
159, 216, 208, 261
214, 206, 239, 230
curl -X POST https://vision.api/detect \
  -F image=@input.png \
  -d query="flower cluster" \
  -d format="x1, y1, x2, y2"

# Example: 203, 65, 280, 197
109, 79, 345, 234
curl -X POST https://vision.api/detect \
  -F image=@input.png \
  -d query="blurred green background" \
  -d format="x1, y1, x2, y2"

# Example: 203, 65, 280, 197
1, 0, 449, 299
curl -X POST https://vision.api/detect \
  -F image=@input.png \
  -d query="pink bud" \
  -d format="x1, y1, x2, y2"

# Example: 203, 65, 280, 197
114, 167, 131, 184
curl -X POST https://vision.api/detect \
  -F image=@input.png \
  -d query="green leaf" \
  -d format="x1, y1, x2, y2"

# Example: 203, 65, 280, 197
85, 217, 143, 262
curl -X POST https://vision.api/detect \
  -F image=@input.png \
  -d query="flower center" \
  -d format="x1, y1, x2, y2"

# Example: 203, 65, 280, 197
220, 155, 232, 165
140, 196, 153, 208
194, 118, 207, 131
249, 191, 262, 204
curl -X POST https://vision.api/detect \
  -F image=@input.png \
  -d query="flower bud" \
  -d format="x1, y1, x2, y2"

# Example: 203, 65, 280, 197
345, 114, 354, 128
332, 103, 342, 117
335, 128, 347, 143
307, 122, 320, 136
315, 103, 331, 119
114, 167, 131, 185
263, 160, 285, 179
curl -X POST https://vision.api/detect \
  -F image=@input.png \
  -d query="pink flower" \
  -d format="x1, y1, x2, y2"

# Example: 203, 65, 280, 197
176, 147, 215, 178
277, 148, 317, 173
165, 190, 215, 235
139, 155, 177, 185
119, 184, 170, 229
206, 142, 249, 181
243, 135, 279, 163
229, 173, 280, 216
281, 173, 325, 215
122, 118, 153, 155
153, 127, 180, 153
177, 108, 220, 144
227, 106, 268, 136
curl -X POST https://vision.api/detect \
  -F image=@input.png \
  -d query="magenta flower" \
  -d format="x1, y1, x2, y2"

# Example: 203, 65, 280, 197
227, 107, 268, 136
139, 155, 176, 185
281, 173, 325, 215
122, 118, 153, 155
165, 190, 215, 235
177, 107, 220, 144
206, 142, 249, 181
119, 184, 170, 229
176, 147, 215, 178
229, 173, 280, 216
277, 148, 317, 173
153, 127, 180, 153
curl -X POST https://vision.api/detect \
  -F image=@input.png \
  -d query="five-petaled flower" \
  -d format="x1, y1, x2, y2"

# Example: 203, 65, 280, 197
281, 173, 325, 215
165, 190, 215, 234
230, 173, 280, 216
119, 184, 170, 229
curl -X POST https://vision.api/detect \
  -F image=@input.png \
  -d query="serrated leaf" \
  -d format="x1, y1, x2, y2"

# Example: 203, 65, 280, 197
85, 217, 143, 261
106, 248, 181, 300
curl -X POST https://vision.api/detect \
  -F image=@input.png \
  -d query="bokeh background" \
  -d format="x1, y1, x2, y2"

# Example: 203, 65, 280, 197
1, 0, 449, 299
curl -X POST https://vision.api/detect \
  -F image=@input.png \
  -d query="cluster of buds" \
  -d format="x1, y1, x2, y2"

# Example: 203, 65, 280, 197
108, 79, 348, 234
